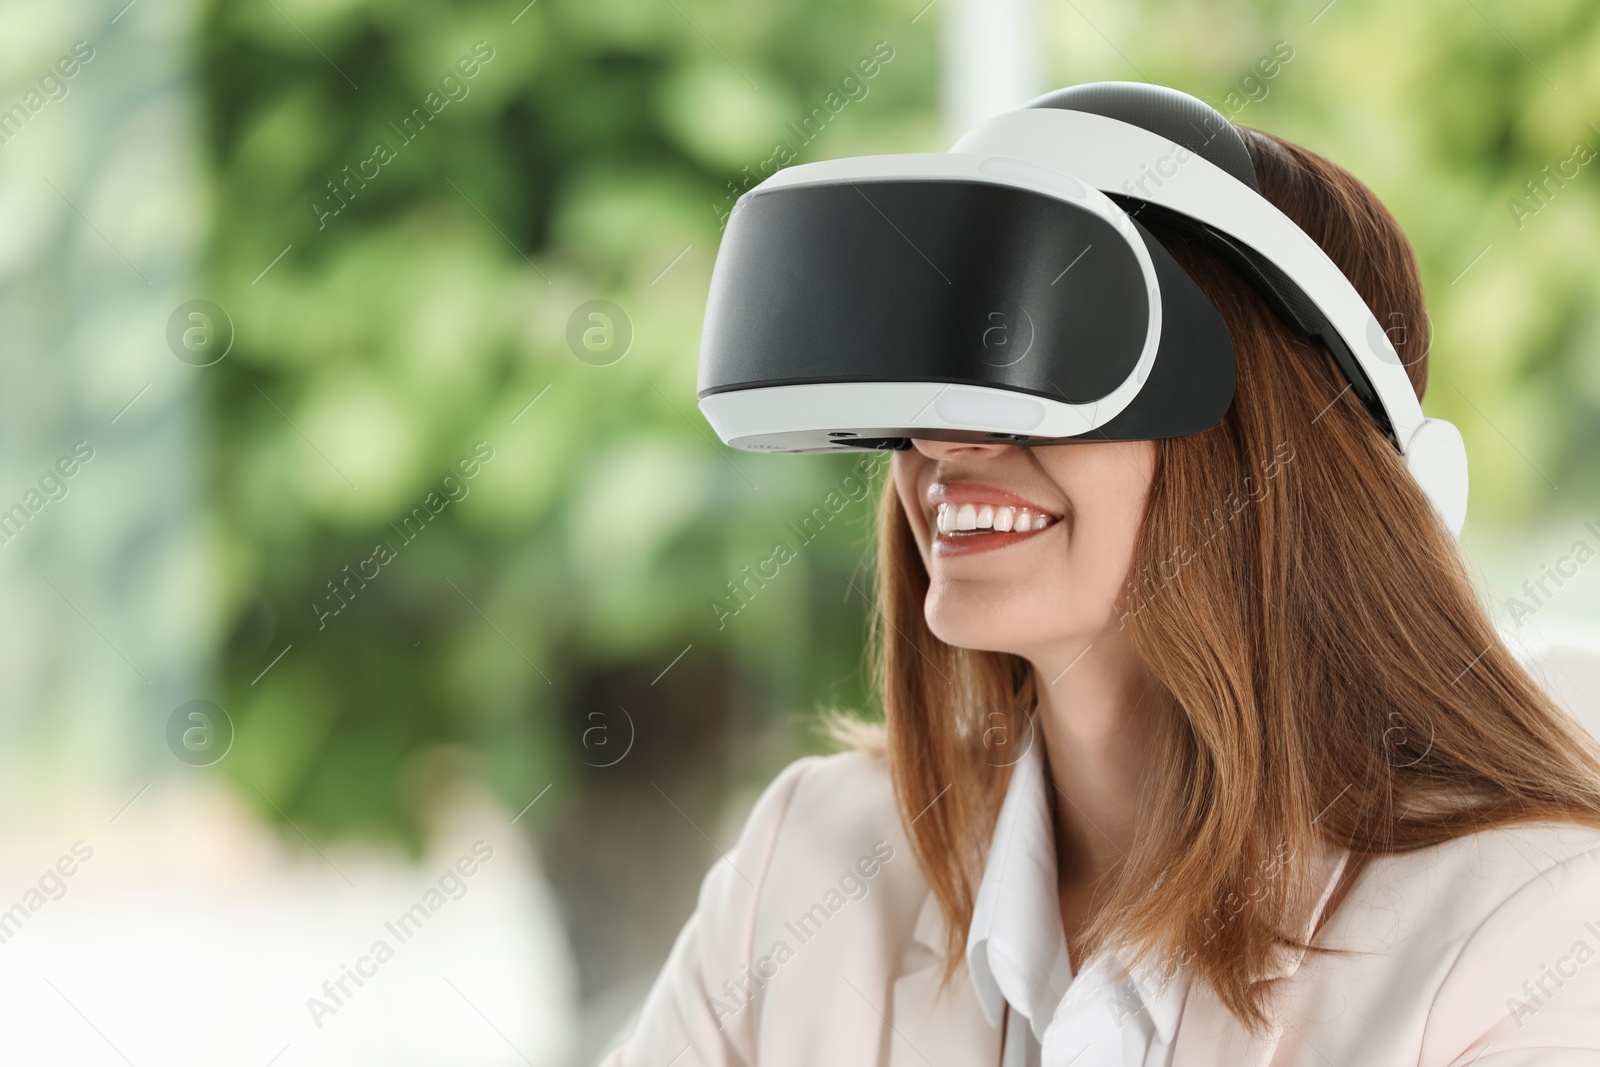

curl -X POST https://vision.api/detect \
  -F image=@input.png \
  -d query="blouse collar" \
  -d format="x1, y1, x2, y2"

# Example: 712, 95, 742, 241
963, 717, 1349, 1046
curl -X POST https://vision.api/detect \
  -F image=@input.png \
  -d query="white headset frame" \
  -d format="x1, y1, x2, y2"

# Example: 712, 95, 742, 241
953, 107, 1468, 537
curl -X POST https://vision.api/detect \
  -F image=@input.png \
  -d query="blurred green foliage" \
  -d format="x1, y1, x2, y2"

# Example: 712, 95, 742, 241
197, 0, 1600, 846
198, 0, 936, 848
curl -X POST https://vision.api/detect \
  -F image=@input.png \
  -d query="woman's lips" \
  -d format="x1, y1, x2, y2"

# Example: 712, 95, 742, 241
926, 481, 1063, 558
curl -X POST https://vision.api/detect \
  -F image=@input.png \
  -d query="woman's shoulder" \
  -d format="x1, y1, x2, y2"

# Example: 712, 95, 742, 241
738, 746, 913, 878
1342, 819, 1600, 922
758, 744, 897, 830
1328, 819, 1600, 952
594, 751, 940, 1063
734, 745, 931, 938
1313, 819, 1600, 1063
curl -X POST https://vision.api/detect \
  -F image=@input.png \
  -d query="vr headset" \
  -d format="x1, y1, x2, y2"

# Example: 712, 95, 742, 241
694, 81, 1469, 537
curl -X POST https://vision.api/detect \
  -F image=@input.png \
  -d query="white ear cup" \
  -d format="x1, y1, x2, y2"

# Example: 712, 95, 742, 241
1403, 417, 1469, 538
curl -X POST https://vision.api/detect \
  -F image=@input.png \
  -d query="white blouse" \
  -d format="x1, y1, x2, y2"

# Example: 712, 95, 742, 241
965, 730, 1188, 1067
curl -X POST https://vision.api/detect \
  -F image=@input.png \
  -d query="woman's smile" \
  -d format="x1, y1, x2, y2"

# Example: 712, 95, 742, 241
926, 479, 1065, 557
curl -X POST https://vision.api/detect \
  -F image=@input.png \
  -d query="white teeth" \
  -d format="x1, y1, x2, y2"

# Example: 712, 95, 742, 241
934, 502, 1056, 535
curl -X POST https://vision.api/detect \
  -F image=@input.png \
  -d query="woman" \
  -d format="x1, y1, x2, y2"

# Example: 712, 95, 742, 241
598, 97, 1600, 1065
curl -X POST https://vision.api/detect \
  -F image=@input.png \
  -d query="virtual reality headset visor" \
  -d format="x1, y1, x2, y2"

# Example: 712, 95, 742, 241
695, 152, 1236, 453
691, 84, 1470, 537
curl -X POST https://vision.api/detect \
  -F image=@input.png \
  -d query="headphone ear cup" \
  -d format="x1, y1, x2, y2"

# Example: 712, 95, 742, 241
1404, 417, 1469, 537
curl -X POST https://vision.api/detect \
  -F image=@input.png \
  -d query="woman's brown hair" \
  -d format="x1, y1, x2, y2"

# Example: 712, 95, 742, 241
827, 125, 1600, 1036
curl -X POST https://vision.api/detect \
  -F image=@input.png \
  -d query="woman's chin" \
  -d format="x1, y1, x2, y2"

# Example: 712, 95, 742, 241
924, 607, 1029, 657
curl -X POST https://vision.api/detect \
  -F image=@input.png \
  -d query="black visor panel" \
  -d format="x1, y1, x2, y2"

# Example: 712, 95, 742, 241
697, 179, 1151, 405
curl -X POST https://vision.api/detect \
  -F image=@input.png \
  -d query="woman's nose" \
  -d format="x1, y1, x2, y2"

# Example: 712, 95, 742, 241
909, 438, 1015, 461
